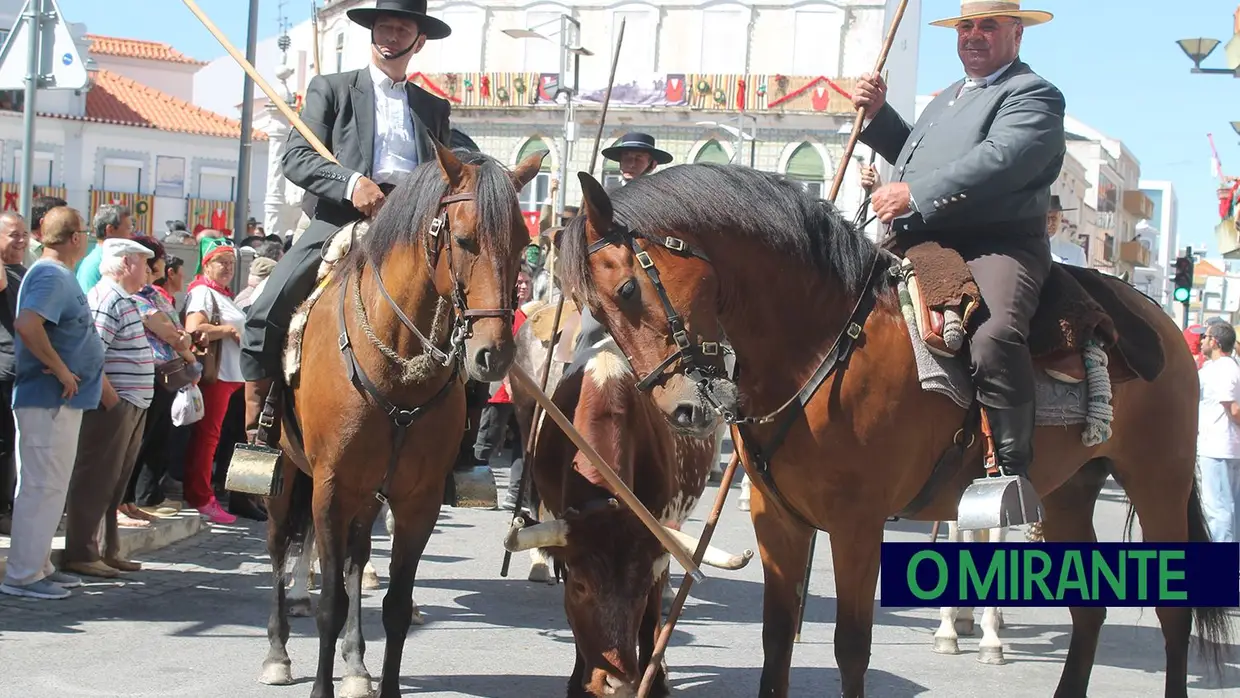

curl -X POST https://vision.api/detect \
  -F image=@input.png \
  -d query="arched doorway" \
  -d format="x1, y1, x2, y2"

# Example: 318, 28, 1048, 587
515, 137, 553, 213
694, 139, 730, 165
785, 142, 825, 199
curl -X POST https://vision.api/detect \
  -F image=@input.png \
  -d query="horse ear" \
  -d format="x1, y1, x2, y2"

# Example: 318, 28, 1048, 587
512, 150, 549, 190
434, 140, 466, 188
576, 172, 613, 237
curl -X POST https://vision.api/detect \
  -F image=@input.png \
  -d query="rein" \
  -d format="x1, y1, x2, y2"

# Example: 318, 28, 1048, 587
337, 189, 512, 505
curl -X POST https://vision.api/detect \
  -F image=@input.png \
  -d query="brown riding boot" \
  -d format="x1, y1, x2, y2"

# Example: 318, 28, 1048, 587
244, 377, 276, 445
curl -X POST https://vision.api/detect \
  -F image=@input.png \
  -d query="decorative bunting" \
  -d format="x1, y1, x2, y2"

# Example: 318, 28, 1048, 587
88, 189, 155, 235
767, 76, 855, 109
187, 198, 236, 237
0, 183, 68, 212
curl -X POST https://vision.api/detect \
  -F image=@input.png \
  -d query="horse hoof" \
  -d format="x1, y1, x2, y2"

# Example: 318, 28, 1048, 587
340, 674, 375, 698
978, 646, 1006, 665
411, 605, 426, 626
259, 662, 293, 686
288, 597, 313, 617
529, 561, 552, 584
361, 569, 381, 590
932, 637, 961, 655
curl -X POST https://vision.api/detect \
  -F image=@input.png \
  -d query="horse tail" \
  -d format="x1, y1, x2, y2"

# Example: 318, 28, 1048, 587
1185, 478, 1232, 675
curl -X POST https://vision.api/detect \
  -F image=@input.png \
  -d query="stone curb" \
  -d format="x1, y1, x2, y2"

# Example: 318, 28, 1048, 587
0, 511, 204, 575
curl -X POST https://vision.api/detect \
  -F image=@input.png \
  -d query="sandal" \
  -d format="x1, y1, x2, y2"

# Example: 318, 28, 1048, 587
122, 504, 158, 522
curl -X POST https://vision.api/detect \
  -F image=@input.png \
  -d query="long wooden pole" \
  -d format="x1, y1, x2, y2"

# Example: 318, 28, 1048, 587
826, 0, 910, 202
509, 363, 705, 583
636, 451, 743, 698
182, 0, 339, 166
500, 18, 628, 578
310, 1, 322, 77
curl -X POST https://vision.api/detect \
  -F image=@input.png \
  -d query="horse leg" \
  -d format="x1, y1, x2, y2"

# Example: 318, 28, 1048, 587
829, 521, 886, 697
977, 527, 1005, 665
261, 460, 309, 686
528, 502, 554, 584
360, 503, 389, 591
287, 527, 315, 618
310, 488, 349, 698
638, 570, 671, 698
934, 521, 965, 655
1040, 460, 1111, 697
340, 516, 376, 698
750, 484, 817, 698
378, 495, 440, 698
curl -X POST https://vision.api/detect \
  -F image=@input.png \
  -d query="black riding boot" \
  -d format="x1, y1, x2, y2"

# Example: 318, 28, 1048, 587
985, 401, 1036, 479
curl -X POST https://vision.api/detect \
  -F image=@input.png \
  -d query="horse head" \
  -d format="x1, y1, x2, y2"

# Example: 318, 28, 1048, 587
420, 143, 548, 382
558, 171, 735, 438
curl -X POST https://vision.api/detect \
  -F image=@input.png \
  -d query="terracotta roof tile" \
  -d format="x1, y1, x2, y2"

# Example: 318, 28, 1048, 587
85, 34, 208, 66
44, 70, 267, 141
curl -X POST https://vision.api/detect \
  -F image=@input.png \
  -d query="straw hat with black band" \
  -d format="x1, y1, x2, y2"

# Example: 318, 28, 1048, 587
347, 0, 452, 42
929, 1, 1053, 28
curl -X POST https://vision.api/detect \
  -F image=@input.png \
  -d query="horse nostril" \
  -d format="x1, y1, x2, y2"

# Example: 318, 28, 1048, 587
672, 403, 696, 428
474, 347, 493, 373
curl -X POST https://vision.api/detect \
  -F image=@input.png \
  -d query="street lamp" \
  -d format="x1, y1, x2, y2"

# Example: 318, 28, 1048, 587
504, 15, 593, 222
1175, 37, 1237, 75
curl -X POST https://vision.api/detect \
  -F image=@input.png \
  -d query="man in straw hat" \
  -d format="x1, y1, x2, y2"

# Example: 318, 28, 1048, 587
239, 0, 453, 443
852, 1, 1064, 510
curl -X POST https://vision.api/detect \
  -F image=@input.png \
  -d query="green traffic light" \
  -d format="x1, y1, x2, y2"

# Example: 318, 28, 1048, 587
1174, 287, 1190, 303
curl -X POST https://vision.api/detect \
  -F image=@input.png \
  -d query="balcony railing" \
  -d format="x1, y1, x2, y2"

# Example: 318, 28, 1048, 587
407, 72, 862, 115
1118, 240, 1151, 267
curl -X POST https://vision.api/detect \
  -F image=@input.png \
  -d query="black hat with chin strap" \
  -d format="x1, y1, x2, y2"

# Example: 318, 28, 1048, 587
602, 132, 674, 166
348, 0, 451, 41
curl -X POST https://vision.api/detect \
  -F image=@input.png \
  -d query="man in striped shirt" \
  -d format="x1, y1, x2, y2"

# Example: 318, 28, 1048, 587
61, 239, 155, 579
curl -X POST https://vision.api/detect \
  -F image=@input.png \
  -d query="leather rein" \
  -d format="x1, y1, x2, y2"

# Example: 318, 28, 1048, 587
338, 190, 514, 505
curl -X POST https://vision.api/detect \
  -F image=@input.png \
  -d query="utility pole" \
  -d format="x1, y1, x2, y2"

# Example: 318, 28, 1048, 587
18, 0, 42, 222
232, 0, 260, 293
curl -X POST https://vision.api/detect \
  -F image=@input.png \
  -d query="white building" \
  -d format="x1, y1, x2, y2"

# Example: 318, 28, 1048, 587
198, 0, 923, 239
0, 1, 267, 238
1137, 179, 1178, 314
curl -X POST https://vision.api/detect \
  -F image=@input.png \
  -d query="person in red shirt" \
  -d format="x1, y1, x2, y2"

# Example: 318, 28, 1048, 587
471, 267, 533, 510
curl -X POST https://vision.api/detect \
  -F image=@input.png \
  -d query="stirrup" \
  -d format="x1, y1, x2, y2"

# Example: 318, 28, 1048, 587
956, 473, 1043, 531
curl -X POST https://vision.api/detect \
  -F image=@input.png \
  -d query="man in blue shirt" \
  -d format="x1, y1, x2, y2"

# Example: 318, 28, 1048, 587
0, 206, 105, 601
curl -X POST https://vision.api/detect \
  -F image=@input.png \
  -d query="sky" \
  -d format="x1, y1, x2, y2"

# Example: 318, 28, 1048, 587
49, 0, 1240, 258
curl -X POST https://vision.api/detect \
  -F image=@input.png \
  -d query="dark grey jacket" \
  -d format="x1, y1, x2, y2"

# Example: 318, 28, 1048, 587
859, 59, 1066, 237
282, 68, 453, 228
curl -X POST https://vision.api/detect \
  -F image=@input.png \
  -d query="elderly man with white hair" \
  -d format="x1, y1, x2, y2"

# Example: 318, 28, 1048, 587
61, 238, 156, 580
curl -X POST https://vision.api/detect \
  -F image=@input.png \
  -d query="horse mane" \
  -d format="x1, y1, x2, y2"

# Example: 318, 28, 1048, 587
560, 163, 880, 305
359, 149, 519, 267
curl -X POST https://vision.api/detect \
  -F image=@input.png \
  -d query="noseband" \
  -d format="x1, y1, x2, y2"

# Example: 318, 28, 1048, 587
586, 224, 736, 420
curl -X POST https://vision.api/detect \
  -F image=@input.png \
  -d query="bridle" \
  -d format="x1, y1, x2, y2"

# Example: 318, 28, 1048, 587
585, 224, 737, 419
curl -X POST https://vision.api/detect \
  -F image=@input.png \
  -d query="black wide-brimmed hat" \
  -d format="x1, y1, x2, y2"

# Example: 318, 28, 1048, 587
602, 133, 673, 165
348, 0, 451, 41
1049, 195, 1076, 212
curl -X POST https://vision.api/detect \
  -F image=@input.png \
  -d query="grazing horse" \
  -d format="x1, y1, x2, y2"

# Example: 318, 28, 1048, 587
260, 144, 546, 698
557, 163, 1230, 698
503, 334, 751, 697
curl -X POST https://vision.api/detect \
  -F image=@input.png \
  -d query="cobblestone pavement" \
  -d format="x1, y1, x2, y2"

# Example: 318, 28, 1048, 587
2, 466, 1238, 697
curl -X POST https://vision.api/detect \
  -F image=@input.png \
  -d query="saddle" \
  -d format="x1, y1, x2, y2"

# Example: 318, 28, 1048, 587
898, 240, 1166, 385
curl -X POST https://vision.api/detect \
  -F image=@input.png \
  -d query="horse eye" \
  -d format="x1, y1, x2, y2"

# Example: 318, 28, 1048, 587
617, 279, 637, 300
453, 235, 478, 253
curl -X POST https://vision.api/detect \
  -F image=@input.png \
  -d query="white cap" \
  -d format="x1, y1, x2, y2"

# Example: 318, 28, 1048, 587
101, 237, 153, 259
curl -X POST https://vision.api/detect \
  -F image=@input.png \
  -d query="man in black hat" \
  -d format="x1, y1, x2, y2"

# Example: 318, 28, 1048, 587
1046, 195, 1085, 268
601, 132, 674, 189
239, 0, 453, 441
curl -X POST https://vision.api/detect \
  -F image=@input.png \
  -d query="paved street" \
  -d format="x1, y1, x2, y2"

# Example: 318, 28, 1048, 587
2, 463, 1238, 697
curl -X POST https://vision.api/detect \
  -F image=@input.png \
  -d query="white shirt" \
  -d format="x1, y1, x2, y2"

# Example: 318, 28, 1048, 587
1050, 237, 1087, 268
185, 285, 247, 384
956, 61, 1015, 97
346, 62, 419, 199
1198, 355, 1240, 459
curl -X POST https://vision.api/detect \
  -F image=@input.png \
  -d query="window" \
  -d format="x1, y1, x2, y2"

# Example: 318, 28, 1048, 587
694, 140, 729, 165
103, 157, 142, 193
516, 138, 552, 213
431, 6, 485, 72
335, 33, 345, 73
700, 7, 746, 73
611, 7, 656, 81
792, 9, 842, 75
199, 167, 236, 201
785, 143, 825, 200
523, 10, 564, 73
12, 149, 53, 187
602, 148, 623, 189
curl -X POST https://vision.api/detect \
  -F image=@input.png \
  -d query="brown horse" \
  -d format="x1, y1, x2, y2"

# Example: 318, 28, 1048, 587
260, 144, 546, 698
504, 333, 750, 697
556, 163, 1230, 698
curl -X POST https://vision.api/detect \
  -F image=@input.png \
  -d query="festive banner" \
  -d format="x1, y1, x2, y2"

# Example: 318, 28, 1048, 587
0, 183, 69, 212
187, 198, 236, 237
523, 211, 540, 238
88, 189, 155, 235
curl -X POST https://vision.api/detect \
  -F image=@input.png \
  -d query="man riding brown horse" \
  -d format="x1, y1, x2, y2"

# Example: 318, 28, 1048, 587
853, 0, 1064, 518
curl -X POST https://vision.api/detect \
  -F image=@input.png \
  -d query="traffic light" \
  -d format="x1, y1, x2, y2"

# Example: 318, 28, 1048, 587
1172, 256, 1193, 304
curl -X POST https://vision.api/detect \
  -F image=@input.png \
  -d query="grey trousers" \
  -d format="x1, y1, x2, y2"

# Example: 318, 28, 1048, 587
64, 400, 147, 564
240, 219, 343, 381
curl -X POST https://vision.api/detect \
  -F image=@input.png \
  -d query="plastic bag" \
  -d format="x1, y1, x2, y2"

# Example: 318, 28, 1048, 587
171, 384, 205, 427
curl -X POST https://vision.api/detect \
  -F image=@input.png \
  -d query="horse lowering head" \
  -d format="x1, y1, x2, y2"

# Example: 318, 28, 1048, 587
557, 171, 735, 438
367, 143, 547, 382
503, 504, 747, 696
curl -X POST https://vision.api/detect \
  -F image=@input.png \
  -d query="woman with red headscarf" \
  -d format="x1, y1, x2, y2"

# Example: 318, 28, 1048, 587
182, 237, 245, 524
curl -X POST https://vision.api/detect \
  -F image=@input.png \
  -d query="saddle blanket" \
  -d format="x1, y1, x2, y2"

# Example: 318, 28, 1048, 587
899, 279, 1093, 429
